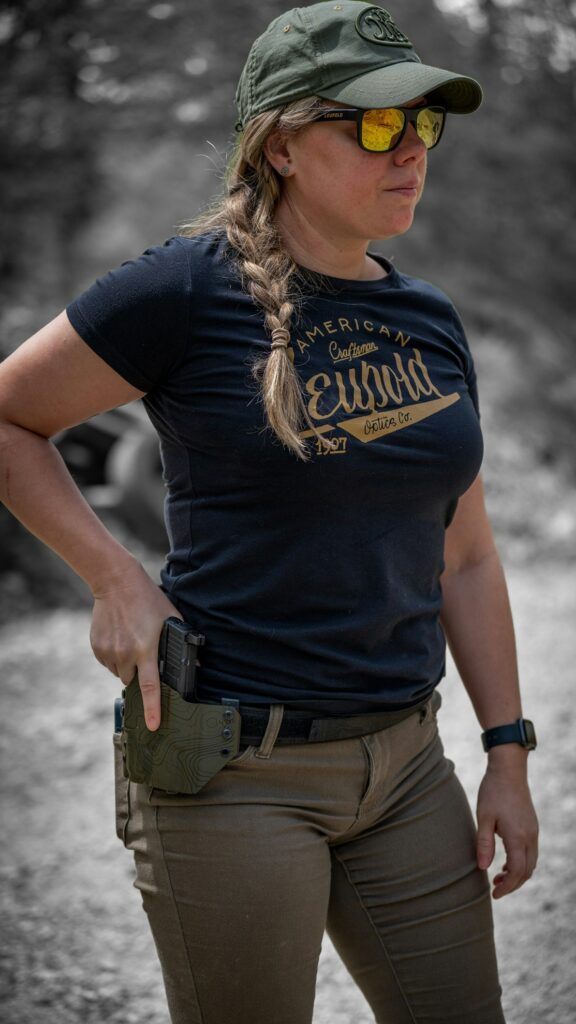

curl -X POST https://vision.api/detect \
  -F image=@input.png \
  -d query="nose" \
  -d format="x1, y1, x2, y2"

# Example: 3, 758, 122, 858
393, 124, 427, 163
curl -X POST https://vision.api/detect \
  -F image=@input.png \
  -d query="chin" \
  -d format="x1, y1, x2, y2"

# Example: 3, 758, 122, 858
373, 212, 416, 240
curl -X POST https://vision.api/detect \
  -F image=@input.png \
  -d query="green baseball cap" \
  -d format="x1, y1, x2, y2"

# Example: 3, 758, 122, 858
236, 2, 482, 126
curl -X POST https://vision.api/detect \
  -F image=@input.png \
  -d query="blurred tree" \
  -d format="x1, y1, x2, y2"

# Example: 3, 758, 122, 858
428, 0, 576, 324
473, 0, 575, 75
0, 0, 112, 296
0, 0, 290, 346
2, 0, 573, 328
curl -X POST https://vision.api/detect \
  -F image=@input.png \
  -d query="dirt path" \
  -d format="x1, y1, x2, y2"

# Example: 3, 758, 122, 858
1, 562, 574, 1023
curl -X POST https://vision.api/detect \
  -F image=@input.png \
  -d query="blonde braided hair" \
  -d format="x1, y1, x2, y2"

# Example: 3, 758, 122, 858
180, 97, 334, 460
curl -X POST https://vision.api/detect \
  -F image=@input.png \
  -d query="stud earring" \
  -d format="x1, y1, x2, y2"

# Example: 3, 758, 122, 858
279, 165, 290, 176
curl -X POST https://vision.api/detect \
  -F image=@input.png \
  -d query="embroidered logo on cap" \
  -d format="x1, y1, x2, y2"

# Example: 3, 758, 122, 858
355, 7, 413, 47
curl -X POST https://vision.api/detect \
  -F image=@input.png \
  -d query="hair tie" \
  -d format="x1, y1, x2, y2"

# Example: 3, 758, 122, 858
271, 326, 290, 351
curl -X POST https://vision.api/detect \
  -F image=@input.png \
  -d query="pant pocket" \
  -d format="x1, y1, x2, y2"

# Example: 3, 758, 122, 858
225, 744, 257, 767
113, 732, 130, 844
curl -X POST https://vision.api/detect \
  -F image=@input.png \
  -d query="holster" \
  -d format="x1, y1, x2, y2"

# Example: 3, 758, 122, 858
121, 679, 242, 795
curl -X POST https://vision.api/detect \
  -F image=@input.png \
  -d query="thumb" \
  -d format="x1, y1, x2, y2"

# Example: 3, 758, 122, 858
476, 815, 496, 871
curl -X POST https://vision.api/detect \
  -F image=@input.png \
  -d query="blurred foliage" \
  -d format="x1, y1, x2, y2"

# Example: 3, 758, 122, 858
0, 0, 253, 312
425, 0, 576, 319
1, 0, 574, 326
436, 0, 576, 75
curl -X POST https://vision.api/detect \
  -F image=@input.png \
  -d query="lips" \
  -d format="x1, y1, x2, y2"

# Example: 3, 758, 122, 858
384, 183, 420, 199
387, 181, 419, 191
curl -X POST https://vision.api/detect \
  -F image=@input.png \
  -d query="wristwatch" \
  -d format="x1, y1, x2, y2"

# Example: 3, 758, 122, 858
481, 718, 537, 752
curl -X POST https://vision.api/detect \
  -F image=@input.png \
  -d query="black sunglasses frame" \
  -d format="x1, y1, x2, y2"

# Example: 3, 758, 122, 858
312, 105, 447, 153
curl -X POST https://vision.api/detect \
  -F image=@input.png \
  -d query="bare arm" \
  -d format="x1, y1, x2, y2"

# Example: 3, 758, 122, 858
0, 311, 182, 728
440, 474, 538, 898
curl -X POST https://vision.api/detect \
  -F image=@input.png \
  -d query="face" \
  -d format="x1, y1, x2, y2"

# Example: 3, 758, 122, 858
267, 101, 429, 247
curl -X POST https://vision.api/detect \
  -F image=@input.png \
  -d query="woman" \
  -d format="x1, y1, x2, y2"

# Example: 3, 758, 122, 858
0, 3, 538, 1022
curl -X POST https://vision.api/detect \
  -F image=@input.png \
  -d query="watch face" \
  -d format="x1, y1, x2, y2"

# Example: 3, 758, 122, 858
521, 719, 537, 750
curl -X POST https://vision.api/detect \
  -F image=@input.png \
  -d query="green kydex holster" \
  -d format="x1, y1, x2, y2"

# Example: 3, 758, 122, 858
121, 679, 241, 795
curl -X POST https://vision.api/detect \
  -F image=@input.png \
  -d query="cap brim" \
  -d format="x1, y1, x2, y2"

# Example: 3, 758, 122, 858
318, 62, 482, 114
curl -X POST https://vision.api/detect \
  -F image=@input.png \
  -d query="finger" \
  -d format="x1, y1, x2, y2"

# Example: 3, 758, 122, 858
492, 862, 508, 887
137, 658, 162, 732
493, 828, 539, 896
476, 818, 496, 871
492, 846, 527, 899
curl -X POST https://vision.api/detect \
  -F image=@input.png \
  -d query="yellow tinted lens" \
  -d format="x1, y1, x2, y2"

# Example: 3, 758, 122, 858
362, 108, 405, 151
416, 108, 444, 148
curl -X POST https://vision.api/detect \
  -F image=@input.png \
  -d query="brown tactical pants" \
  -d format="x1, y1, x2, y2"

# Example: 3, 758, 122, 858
114, 692, 505, 1024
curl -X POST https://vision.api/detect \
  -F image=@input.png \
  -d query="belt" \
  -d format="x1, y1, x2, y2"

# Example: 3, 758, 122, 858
238, 700, 428, 746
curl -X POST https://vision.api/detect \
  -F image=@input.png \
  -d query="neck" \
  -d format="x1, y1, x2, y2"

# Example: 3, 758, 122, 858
274, 200, 387, 282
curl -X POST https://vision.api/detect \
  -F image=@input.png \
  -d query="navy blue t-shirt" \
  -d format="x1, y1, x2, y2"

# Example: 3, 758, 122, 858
67, 233, 483, 713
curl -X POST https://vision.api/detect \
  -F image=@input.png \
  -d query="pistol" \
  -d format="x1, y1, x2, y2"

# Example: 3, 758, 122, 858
158, 616, 205, 702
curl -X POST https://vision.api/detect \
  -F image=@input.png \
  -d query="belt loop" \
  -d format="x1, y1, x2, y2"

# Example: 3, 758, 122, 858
255, 705, 285, 759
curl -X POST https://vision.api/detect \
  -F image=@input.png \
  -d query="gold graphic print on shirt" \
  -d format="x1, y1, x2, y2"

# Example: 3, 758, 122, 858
294, 317, 460, 452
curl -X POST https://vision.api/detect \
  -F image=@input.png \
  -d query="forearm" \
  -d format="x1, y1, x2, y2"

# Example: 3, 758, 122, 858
0, 421, 140, 594
440, 548, 530, 775
440, 479, 538, 895
0, 318, 177, 730
440, 548, 523, 725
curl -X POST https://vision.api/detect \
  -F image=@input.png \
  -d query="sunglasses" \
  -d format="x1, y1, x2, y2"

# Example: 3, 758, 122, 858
313, 106, 446, 153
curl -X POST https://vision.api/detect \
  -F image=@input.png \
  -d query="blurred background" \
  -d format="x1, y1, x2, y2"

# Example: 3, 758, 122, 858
1, 1, 575, 1022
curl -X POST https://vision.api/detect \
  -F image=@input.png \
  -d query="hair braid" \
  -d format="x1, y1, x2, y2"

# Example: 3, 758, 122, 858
180, 97, 335, 459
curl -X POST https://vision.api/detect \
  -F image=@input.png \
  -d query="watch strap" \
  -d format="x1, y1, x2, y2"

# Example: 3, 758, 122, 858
481, 719, 537, 752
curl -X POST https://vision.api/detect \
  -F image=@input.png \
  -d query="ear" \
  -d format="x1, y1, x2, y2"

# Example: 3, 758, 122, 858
263, 130, 293, 176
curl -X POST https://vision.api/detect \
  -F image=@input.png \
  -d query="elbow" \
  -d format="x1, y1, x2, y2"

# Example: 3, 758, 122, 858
0, 419, 50, 466
441, 543, 500, 582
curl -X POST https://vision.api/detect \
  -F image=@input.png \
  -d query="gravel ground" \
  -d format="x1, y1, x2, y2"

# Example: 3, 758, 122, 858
0, 562, 574, 1024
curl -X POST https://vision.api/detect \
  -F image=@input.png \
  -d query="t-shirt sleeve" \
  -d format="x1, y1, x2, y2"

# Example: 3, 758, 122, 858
66, 237, 192, 392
